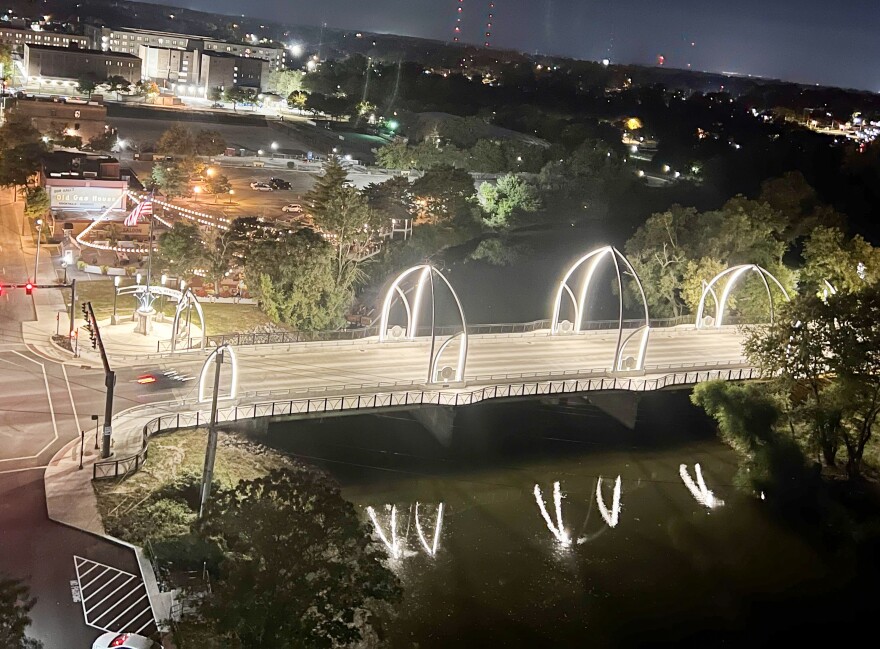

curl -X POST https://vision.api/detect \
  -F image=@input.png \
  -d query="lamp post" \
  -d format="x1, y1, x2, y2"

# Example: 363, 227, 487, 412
228, 189, 235, 205
270, 141, 278, 158
33, 219, 43, 282
62, 250, 72, 284
92, 414, 100, 450
112, 275, 120, 324
193, 185, 201, 204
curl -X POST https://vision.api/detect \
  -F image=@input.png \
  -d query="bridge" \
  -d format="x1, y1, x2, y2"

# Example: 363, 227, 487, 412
94, 247, 784, 477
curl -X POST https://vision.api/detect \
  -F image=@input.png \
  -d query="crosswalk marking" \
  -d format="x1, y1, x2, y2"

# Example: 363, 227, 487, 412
73, 556, 158, 637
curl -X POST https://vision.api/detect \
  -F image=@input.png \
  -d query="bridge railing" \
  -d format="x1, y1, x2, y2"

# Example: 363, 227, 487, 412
156, 315, 698, 352
92, 364, 757, 480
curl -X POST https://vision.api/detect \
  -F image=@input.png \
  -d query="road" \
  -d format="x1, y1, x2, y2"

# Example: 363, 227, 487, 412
0, 187, 164, 647
152, 327, 747, 403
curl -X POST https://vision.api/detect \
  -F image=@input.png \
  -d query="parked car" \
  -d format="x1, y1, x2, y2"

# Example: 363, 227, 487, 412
252, 160, 265, 168
282, 203, 303, 213
250, 181, 273, 191
92, 632, 160, 649
211, 102, 223, 108
269, 177, 292, 190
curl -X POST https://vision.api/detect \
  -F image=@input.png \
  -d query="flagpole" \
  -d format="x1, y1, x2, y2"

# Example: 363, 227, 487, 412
144, 191, 155, 313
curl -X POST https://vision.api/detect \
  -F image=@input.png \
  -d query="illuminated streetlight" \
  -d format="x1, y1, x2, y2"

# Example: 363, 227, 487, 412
206, 167, 215, 177
228, 189, 235, 205
193, 185, 202, 203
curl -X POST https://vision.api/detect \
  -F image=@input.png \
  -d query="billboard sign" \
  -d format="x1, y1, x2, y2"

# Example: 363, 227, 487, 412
48, 185, 126, 211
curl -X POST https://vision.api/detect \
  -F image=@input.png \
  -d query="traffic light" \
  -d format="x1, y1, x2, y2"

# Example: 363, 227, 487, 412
25, 282, 33, 296
0, 285, 4, 297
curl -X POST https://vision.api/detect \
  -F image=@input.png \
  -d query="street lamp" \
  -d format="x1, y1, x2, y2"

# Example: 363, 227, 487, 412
62, 249, 72, 284
206, 167, 215, 178
193, 185, 201, 203
257, 149, 264, 157
33, 219, 43, 282
228, 189, 235, 205
270, 141, 278, 158
112, 275, 120, 323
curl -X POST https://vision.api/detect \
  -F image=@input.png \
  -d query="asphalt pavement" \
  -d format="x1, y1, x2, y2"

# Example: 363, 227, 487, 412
0, 187, 160, 648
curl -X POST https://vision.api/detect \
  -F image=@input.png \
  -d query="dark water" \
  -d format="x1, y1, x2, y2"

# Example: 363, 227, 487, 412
265, 393, 878, 647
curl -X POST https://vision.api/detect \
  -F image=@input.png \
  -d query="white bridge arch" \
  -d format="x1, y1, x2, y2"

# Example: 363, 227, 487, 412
378, 265, 468, 384
550, 246, 651, 372
695, 264, 790, 329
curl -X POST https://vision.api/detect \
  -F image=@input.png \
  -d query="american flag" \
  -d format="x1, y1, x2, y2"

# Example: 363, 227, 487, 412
124, 197, 153, 227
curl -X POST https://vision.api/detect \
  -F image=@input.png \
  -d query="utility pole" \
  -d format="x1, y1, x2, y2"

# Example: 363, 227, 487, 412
83, 302, 116, 459
199, 346, 225, 518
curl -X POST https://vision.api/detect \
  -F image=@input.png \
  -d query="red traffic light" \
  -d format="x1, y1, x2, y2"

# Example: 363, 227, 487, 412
25, 282, 33, 295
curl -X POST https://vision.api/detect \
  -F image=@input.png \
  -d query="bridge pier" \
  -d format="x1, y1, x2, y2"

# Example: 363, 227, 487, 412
410, 405, 457, 447
585, 392, 641, 429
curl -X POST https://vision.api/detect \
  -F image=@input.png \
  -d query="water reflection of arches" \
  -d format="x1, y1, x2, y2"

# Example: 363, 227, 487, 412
378, 265, 468, 383
695, 264, 789, 329
550, 246, 651, 372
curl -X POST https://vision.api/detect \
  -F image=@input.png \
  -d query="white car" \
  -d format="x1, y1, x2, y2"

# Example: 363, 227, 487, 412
250, 182, 273, 191
92, 632, 160, 649
282, 203, 303, 213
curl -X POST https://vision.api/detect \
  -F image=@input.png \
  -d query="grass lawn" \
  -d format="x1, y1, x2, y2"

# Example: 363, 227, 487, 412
94, 427, 293, 532
68, 279, 276, 335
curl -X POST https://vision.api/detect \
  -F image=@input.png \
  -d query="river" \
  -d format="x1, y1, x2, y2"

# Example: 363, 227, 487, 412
265, 392, 874, 646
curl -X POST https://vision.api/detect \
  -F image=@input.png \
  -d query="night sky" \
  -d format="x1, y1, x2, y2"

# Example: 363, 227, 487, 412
152, 0, 878, 91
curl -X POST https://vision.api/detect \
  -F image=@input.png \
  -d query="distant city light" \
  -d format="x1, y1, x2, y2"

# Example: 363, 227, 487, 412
288, 43, 303, 57
602, 58, 610, 67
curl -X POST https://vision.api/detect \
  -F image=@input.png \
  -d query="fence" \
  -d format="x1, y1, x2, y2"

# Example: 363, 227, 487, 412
93, 364, 758, 480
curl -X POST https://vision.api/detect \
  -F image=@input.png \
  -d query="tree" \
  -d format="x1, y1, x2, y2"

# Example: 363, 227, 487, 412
0, 575, 43, 648
105, 75, 131, 100
206, 87, 222, 102
801, 226, 880, 295
134, 79, 160, 101
182, 469, 401, 648
157, 222, 204, 277
0, 44, 11, 82
195, 130, 226, 156
23, 187, 49, 218
476, 174, 540, 229
0, 114, 48, 189
222, 86, 257, 110
265, 69, 305, 97
363, 176, 412, 224
287, 91, 308, 111
76, 73, 100, 99
205, 173, 231, 201
744, 286, 880, 477
243, 229, 354, 330
156, 124, 198, 158
305, 158, 381, 286
202, 228, 237, 294
410, 165, 475, 224
86, 131, 119, 152
151, 162, 190, 199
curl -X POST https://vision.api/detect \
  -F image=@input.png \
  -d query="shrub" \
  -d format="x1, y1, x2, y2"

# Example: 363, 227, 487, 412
100, 265, 109, 275
76, 260, 87, 270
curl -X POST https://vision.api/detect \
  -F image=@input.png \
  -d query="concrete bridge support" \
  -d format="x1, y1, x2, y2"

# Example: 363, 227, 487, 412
585, 392, 641, 429
410, 405, 457, 447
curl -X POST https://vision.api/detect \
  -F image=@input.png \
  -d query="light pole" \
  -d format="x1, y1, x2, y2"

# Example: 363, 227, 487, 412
33, 219, 43, 282
62, 250, 72, 284
270, 141, 278, 158
193, 185, 201, 204
112, 275, 120, 324
159, 274, 167, 318
227, 189, 234, 205
92, 414, 100, 449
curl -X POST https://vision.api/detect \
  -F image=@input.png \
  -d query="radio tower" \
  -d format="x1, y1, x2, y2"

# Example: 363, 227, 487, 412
484, 1, 495, 47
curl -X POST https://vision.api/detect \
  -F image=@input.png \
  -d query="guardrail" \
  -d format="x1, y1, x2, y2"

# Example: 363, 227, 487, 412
93, 364, 758, 480
155, 316, 700, 352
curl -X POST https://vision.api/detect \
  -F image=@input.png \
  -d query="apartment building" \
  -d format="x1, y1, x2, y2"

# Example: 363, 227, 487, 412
24, 44, 142, 84
0, 25, 89, 52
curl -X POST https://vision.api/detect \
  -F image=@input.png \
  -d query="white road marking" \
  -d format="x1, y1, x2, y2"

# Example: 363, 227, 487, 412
62, 362, 81, 434
0, 352, 59, 462
73, 556, 157, 635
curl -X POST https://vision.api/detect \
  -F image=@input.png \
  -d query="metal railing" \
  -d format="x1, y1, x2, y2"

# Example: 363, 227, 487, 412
93, 364, 758, 480
156, 316, 699, 352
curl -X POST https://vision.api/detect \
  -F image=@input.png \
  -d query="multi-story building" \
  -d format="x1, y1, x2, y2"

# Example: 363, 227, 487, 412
24, 44, 142, 84
0, 25, 90, 53
8, 96, 109, 142
84, 25, 286, 71
200, 52, 268, 94
138, 45, 200, 87
83, 25, 197, 55
201, 40, 284, 71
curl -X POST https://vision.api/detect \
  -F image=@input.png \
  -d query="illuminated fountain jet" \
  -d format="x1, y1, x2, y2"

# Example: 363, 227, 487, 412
367, 505, 403, 559
595, 475, 622, 528
534, 481, 572, 547
679, 463, 724, 509
415, 502, 444, 558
